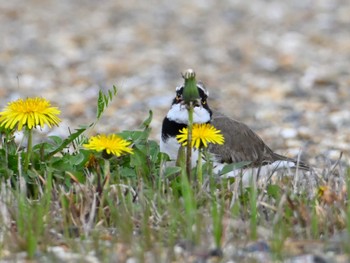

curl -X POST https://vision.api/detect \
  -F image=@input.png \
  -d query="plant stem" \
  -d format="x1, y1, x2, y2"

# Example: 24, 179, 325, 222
24, 128, 33, 173
180, 148, 197, 243
197, 147, 203, 185
204, 150, 213, 178
346, 170, 350, 253
250, 173, 258, 240
2, 133, 8, 169
103, 159, 111, 189
186, 102, 194, 181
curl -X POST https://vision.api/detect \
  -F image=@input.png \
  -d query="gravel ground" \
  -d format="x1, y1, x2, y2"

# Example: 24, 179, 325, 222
1, 0, 350, 166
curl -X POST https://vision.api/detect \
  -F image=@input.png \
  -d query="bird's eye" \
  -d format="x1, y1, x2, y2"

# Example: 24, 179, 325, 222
202, 100, 206, 105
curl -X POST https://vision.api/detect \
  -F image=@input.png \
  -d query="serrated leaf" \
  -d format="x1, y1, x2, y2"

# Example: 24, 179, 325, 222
45, 127, 87, 159
97, 85, 118, 119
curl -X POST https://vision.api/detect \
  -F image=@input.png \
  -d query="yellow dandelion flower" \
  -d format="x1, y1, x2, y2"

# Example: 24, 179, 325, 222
0, 97, 61, 130
176, 123, 225, 149
83, 134, 134, 157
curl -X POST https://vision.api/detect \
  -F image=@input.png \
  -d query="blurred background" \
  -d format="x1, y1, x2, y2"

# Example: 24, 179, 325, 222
1, 0, 349, 165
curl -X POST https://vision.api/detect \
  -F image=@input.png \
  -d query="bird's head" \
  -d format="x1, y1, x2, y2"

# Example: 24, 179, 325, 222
166, 81, 212, 124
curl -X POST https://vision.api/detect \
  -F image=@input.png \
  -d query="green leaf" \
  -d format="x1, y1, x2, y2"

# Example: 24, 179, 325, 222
219, 161, 251, 176
118, 130, 146, 143
130, 147, 149, 176
48, 136, 63, 146
117, 112, 153, 152
164, 166, 182, 178
68, 152, 86, 166
67, 171, 86, 184
148, 140, 160, 163
7, 153, 18, 173
97, 85, 118, 119
118, 167, 137, 178
158, 152, 170, 163
267, 184, 281, 200
33, 137, 64, 154
0, 167, 14, 178
140, 110, 153, 129
45, 127, 87, 159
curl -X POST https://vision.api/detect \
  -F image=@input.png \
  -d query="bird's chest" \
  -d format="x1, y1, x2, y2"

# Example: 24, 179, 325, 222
160, 137, 199, 167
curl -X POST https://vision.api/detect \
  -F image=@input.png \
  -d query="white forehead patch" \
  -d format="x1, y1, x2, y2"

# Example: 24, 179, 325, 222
167, 103, 211, 124
176, 85, 183, 92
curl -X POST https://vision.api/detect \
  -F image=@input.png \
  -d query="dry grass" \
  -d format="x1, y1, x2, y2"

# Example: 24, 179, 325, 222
0, 158, 349, 262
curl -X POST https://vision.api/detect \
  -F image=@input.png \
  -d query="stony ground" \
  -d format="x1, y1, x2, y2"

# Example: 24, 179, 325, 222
1, 0, 349, 166
1, 1, 350, 262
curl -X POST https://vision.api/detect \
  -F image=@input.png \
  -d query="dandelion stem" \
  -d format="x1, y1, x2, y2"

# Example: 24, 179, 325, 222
24, 128, 33, 173
103, 159, 111, 189
182, 68, 199, 182
186, 102, 194, 181
3, 133, 9, 169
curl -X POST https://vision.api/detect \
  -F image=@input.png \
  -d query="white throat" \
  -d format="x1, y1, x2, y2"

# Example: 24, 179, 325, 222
166, 103, 211, 124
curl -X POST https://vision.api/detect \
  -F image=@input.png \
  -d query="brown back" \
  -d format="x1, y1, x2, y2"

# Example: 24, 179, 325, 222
209, 112, 286, 166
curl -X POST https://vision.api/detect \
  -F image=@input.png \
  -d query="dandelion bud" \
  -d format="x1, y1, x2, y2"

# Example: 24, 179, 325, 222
182, 69, 200, 104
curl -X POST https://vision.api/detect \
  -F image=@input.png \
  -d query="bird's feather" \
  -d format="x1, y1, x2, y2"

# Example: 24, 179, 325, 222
209, 112, 309, 170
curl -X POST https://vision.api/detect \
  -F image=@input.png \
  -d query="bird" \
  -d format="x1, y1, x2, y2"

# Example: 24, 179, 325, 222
160, 76, 309, 183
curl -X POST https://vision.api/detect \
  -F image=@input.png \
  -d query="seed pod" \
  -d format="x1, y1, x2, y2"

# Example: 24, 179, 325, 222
182, 69, 200, 104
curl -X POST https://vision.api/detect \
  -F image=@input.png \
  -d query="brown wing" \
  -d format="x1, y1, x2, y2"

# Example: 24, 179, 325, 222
209, 112, 286, 166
